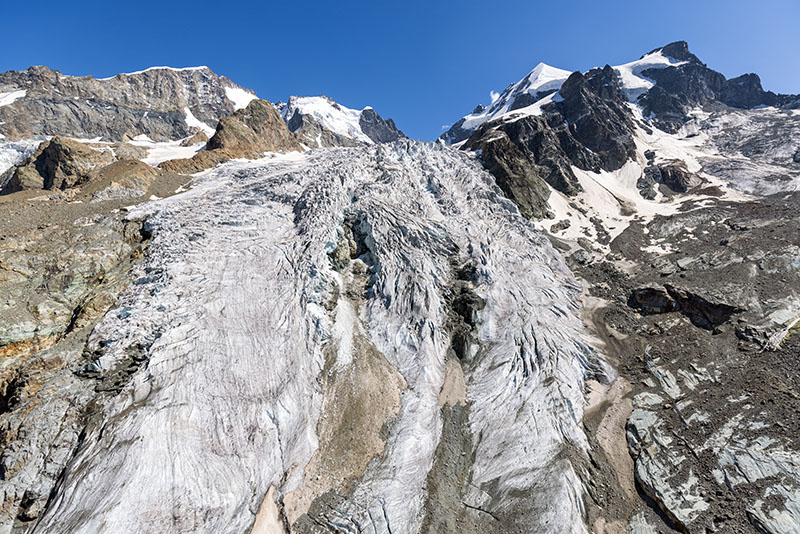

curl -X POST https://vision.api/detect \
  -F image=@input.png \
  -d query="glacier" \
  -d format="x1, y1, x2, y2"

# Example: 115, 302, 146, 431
32, 141, 603, 533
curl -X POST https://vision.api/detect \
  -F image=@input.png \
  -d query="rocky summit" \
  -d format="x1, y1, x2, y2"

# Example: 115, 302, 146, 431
0, 41, 799, 534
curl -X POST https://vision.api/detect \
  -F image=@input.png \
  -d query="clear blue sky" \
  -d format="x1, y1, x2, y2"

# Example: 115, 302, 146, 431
4, 0, 799, 140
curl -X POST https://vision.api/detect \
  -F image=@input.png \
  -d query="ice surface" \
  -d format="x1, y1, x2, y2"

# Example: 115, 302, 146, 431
0, 138, 43, 177
34, 142, 600, 534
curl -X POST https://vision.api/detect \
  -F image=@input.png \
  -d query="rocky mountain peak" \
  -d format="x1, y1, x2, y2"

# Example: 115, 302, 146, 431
650, 40, 699, 63
278, 95, 404, 148
0, 64, 255, 142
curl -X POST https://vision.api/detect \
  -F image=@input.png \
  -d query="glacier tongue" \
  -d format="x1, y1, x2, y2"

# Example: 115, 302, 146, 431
34, 141, 601, 533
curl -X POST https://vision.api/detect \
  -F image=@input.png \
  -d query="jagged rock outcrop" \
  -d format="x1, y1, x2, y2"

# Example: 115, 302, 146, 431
159, 99, 301, 174
637, 159, 703, 198
628, 284, 744, 329
1, 137, 114, 194
557, 66, 637, 170
0, 65, 255, 141
206, 99, 301, 155
358, 107, 405, 143
638, 41, 796, 132
467, 131, 552, 219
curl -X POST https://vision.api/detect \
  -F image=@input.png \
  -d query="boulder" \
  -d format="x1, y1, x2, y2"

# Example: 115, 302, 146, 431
158, 150, 229, 175
628, 284, 744, 329
114, 142, 148, 161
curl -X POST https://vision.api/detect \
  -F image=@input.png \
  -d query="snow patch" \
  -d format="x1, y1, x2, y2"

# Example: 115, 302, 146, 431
0, 90, 27, 107
613, 51, 688, 101
128, 136, 205, 166
225, 86, 258, 111
183, 107, 216, 137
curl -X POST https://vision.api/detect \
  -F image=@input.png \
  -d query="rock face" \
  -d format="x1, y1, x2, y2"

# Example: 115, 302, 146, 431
358, 107, 404, 143
0, 65, 256, 141
637, 41, 795, 132
0, 199, 152, 530
206, 99, 301, 156
1, 137, 114, 194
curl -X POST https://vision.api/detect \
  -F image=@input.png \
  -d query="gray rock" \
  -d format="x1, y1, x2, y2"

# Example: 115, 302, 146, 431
0, 65, 251, 142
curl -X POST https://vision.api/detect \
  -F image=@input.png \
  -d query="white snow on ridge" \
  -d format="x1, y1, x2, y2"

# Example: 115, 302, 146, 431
447, 49, 690, 144
183, 107, 216, 137
613, 51, 687, 101
282, 96, 373, 143
224, 86, 258, 111
502, 91, 561, 123
459, 63, 572, 132
97, 66, 210, 80
0, 90, 27, 107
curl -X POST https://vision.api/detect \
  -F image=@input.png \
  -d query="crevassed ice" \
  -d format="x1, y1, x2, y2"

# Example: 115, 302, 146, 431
34, 141, 600, 534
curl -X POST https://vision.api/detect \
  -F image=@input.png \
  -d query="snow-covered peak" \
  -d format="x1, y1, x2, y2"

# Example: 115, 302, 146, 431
442, 63, 572, 144
281, 96, 374, 144
612, 51, 688, 101
523, 62, 573, 94
465, 62, 571, 129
